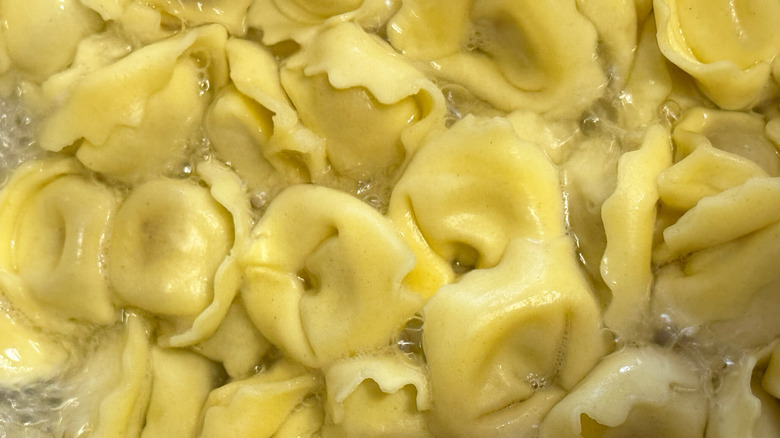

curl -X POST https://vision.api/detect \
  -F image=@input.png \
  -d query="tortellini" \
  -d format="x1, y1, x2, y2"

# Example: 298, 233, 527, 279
1, 0, 779, 436
387, 0, 618, 117
247, 0, 396, 46
242, 184, 422, 367
322, 353, 431, 437
655, 0, 780, 109
198, 359, 323, 438
651, 108, 780, 349
111, 161, 250, 347
388, 115, 566, 296
707, 340, 780, 438
110, 178, 232, 316
600, 125, 672, 339
141, 346, 223, 438
37, 24, 229, 183
281, 22, 445, 184
0, 159, 119, 325
538, 346, 708, 437
0, 0, 103, 81
423, 237, 609, 437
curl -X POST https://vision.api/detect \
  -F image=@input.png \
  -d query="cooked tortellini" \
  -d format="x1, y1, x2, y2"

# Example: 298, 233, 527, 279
322, 353, 431, 437
281, 22, 444, 185
36, 24, 229, 183
242, 184, 422, 367
388, 115, 566, 296
423, 237, 609, 437
0, 0, 103, 82
387, 0, 616, 117
654, 0, 780, 109
651, 108, 780, 349
199, 359, 323, 437
0, 159, 119, 326
538, 345, 709, 437
0, 0, 778, 436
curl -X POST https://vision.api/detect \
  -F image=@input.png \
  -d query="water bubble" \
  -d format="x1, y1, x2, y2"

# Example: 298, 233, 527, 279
525, 373, 548, 391
659, 100, 681, 126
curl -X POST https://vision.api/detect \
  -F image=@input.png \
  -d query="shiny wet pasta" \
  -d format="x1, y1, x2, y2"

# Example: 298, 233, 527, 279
0, 0, 778, 437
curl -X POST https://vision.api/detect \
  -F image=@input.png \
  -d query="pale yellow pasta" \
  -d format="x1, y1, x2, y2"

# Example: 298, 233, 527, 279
322, 353, 430, 437
281, 22, 445, 183
109, 161, 253, 348
601, 124, 672, 339
0, 159, 119, 325
247, 0, 395, 45
91, 314, 153, 438
37, 24, 228, 183
652, 222, 780, 348
0, 0, 779, 435
707, 340, 780, 438
662, 177, 780, 255
80, 0, 175, 45
654, 0, 780, 109
198, 360, 322, 438
387, 0, 609, 117
538, 346, 708, 437
193, 300, 272, 380
618, 16, 673, 129
242, 184, 422, 367
0, 278, 69, 385
388, 115, 566, 297
164, 160, 253, 347
110, 177, 233, 317
205, 83, 283, 193
423, 237, 608, 437
226, 37, 328, 182
140, 347, 223, 438
0, 0, 103, 81
145, 0, 253, 36
657, 107, 777, 210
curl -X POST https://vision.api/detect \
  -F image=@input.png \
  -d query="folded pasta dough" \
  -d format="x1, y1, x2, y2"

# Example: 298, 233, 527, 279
109, 177, 233, 321
654, 0, 780, 109
0, 0, 103, 81
322, 353, 431, 437
658, 108, 777, 211
161, 161, 254, 347
281, 22, 445, 184
143, 0, 253, 36
423, 237, 609, 437
617, 16, 673, 130
662, 177, 780, 255
673, 108, 779, 175
242, 184, 421, 368
247, 0, 395, 45
388, 115, 566, 297
90, 314, 153, 438
198, 359, 323, 438
652, 222, 780, 348
538, 346, 708, 438
601, 125, 672, 340
37, 24, 228, 183
387, 0, 608, 117
80, 0, 176, 45
140, 346, 223, 438
707, 340, 780, 438
205, 84, 286, 194
0, 279, 69, 385
226, 37, 328, 183
0, 159, 119, 325
192, 299, 272, 380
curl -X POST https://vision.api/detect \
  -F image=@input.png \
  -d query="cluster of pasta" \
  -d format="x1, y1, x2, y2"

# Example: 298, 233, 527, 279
0, 0, 778, 437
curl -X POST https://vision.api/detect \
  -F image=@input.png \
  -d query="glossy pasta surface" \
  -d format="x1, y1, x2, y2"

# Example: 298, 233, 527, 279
0, 0, 778, 437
